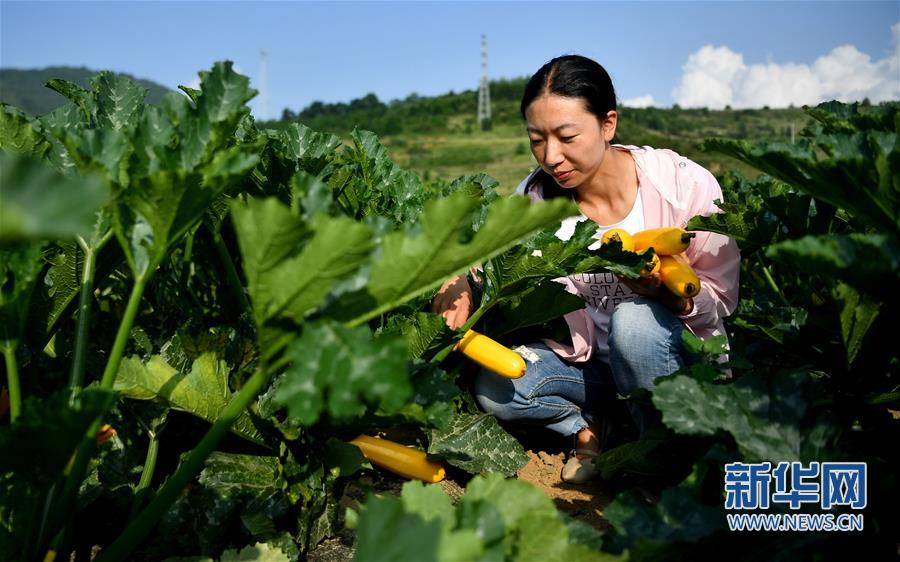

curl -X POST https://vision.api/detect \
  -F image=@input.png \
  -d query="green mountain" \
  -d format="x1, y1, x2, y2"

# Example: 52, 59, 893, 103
0, 66, 172, 117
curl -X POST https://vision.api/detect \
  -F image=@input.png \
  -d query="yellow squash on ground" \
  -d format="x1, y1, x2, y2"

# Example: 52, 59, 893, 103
350, 435, 446, 483
457, 330, 526, 379
658, 255, 701, 298
632, 227, 696, 255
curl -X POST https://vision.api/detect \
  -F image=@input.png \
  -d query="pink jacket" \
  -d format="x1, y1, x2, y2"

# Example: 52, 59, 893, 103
516, 145, 741, 362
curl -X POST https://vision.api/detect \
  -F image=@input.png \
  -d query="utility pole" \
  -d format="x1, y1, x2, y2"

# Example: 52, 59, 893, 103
259, 49, 269, 121
477, 34, 491, 130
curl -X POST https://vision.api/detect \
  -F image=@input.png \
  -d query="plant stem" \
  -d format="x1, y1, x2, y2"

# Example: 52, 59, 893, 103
3, 343, 21, 422
94, 364, 272, 562
38, 274, 150, 554
760, 261, 791, 307
128, 430, 160, 521
211, 229, 251, 316
432, 302, 492, 363
69, 237, 100, 394
99, 275, 149, 390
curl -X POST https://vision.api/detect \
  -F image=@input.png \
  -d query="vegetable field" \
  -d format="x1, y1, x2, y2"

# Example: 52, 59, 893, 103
1, 62, 898, 561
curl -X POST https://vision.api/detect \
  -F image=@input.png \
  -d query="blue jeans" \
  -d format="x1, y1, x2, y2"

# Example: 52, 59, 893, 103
474, 297, 695, 437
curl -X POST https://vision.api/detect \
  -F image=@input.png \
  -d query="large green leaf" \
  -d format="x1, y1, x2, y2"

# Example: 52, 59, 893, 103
272, 321, 411, 426
353, 486, 482, 562
766, 233, 900, 298
603, 487, 725, 550
114, 352, 266, 447
0, 152, 108, 243
704, 128, 899, 233
231, 198, 374, 327
91, 71, 148, 132
427, 411, 529, 476
457, 473, 614, 562
0, 104, 50, 157
326, 192, 578, 326
651, 371, 838, 462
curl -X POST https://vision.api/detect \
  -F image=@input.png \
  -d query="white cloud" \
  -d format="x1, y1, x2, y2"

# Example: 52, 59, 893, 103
622, 94, 656, 108
672, 24, 900, 108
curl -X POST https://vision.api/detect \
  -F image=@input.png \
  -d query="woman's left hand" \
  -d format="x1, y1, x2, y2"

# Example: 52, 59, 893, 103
619, 273, 693, 315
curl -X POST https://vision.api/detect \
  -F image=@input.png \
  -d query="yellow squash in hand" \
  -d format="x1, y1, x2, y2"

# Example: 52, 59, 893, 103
633, 227, 696, 255
457, 330, 526, 379
600, 228, 634, 251
658, 255, 701, 298
350, 435, 446, 483
602, 229, 658, 278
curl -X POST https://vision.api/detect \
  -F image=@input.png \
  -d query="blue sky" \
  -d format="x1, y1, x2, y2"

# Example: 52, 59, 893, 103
1, 1, 898, 119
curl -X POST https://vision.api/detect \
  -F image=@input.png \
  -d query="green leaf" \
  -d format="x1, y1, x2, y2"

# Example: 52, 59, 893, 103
45, 78, 94, 121
388, 311, 453, 359
114, 351, 266, 447
652, 371, 820, 462
272, 122, 341, 176
231, 199, 373, 327
488, 281, 587, 338
427, 412, 529, 476
328, 192, 578, 326
0, 242, 44, 347
0, 152, 108, 243
603, 487, 725, 549
704, 130, 899, 233
836, 282, 882, 365
766, 233, 900, 298
354, 493, 477, 562
91, 71, 148, 131
0, 103, 50, 157
272, 321, 411, 426
594, 426, 668, 479
198, 452, 290, 523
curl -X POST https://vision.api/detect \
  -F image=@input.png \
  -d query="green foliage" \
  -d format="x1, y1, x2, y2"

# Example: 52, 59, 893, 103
3, 60, 897, 562
427, 412, 529, 476
352, 475, 617, 562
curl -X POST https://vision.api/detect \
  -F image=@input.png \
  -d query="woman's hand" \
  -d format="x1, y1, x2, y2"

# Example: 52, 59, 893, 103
619, 273, 693, 315
431, 274, 474, 329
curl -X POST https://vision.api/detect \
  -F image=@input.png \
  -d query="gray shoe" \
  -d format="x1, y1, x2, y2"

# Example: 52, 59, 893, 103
560, 448, 599, 483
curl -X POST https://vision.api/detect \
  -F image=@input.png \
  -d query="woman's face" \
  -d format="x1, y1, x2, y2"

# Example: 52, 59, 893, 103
524, 93, 617, 189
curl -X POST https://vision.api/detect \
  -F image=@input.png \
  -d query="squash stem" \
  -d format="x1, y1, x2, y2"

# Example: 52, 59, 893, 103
69, 236, 100, 394
3, 343, 21, 422
432, 302, 491, 363
99, 275, 149, 390
128, 429, 160, 522
761, 261, 790, 307
212, 228, 251, 317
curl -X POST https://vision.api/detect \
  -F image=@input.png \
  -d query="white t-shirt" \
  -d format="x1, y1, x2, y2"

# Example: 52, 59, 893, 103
552, 189, 646, 361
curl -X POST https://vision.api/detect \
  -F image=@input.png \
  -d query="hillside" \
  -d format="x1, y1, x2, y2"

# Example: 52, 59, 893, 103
268, 80, 815, 193
0, 66, 172, 116
1, 66, 820, 194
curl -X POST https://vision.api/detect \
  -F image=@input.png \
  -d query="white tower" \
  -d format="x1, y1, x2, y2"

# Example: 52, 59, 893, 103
477, 34, 491, 129
259, 49, 269, 121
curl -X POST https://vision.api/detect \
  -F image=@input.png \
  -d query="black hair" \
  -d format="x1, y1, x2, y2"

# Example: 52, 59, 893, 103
520, 55, 617, 200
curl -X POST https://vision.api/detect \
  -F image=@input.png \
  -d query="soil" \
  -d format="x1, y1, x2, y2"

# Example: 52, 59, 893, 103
515, 449, 614, 531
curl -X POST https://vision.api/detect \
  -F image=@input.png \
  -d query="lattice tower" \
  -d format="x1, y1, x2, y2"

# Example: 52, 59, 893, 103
477, 34, 491, 127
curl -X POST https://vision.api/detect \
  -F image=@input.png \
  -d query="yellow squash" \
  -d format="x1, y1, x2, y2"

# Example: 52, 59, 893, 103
457, 330, 526, 379
642, 253, 661, 277
350, 435, 446, 483
658, 255, 701, 298
632, 227, 696, 255
600, 228, 634, 251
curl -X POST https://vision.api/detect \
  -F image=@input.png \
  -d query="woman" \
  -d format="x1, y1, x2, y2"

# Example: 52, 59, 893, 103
432, 55, 740, 483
